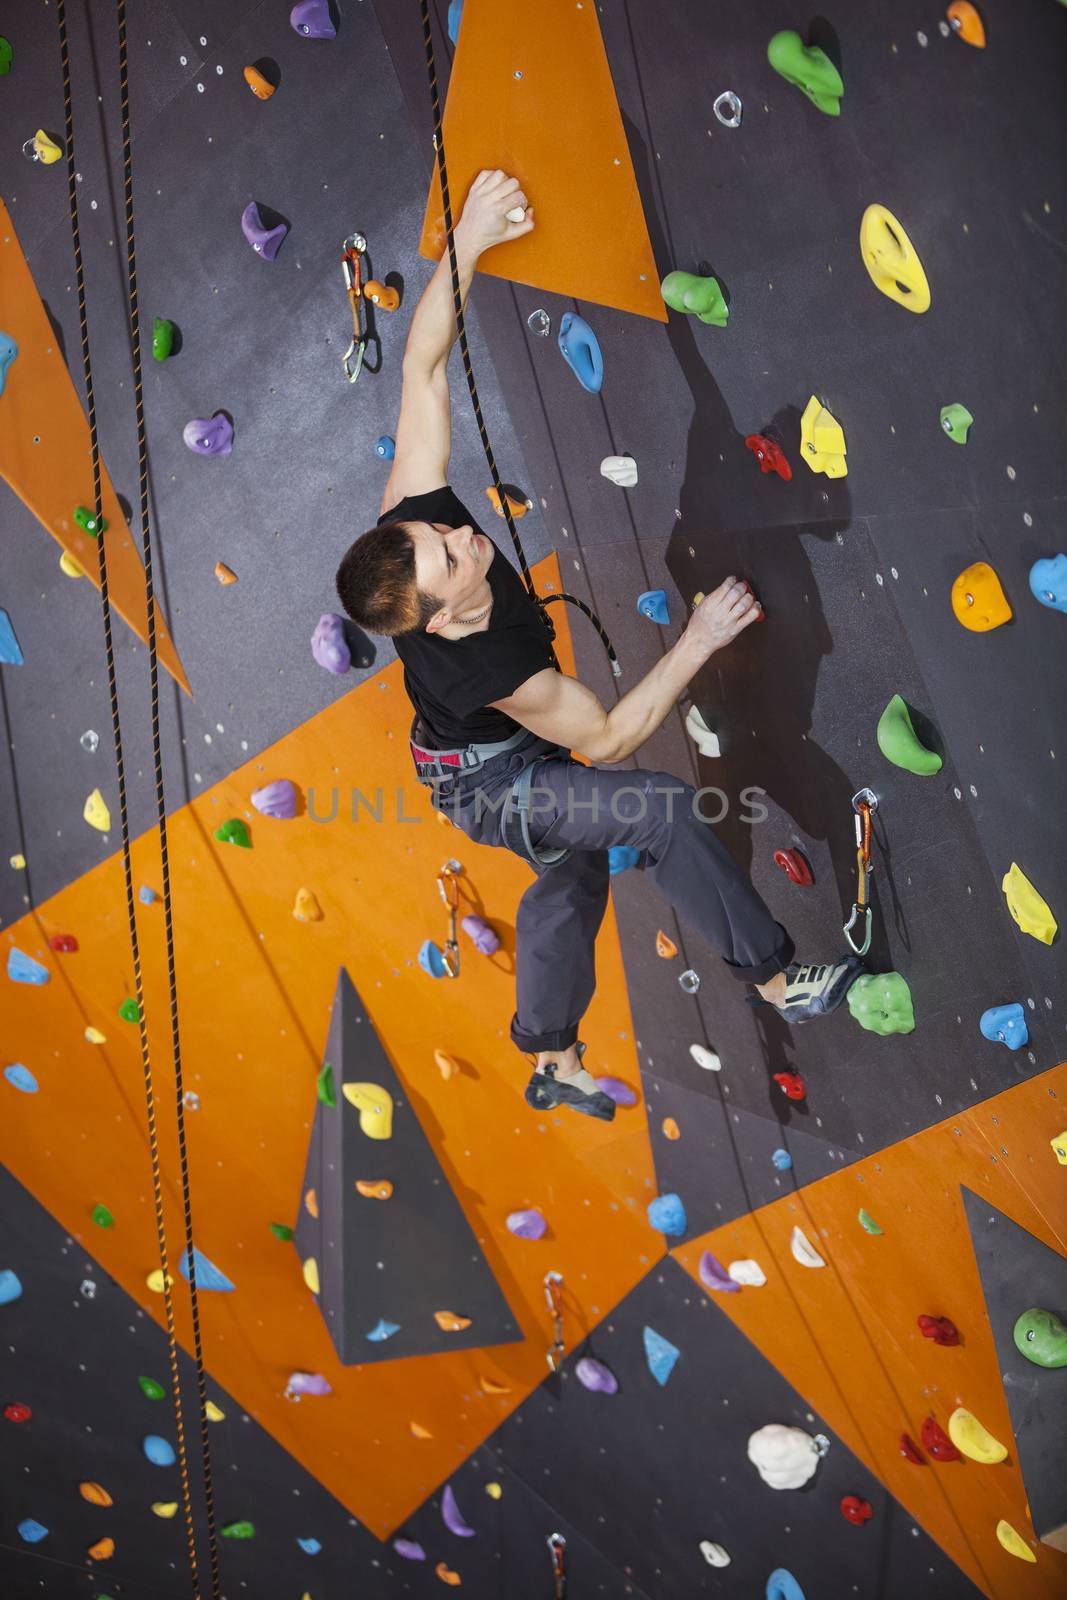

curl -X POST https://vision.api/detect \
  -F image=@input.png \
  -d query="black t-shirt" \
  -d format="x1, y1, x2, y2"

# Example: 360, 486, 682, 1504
381, 484, 556, 748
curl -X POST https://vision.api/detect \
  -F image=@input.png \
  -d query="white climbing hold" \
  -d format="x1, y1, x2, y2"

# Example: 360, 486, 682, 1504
505, 205, 527, 223
727, 1258, 766, 1286
686, 705, 720, 757
600, 454, 638, 488
700, 1541, 731, 1567
790, 1225, 826, 1268
747, 1423, 821, 1490
688, 1043, 722, 1071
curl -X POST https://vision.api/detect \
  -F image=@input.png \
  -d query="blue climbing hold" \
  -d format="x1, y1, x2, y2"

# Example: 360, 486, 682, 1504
1029, 554, 1067, 614
0, 332, 18, 397
4, 1064, 38, 1093
643, 1325, 681, 1386
139, 885, 157, 904
375, 435, 395, 460
418, 940, 448, 979
17, 1518, 48, 1543
647, 1193, 687, 1236
143, 1434, 177, 1466
0, 1269, 24, 1304
447, 0, 464, 46
608, 845, 641, 876
297, 1537, 322, 1554
772, 1147, 793, 1171
367, 1318, 400, 1342
979, 1003, 1029, 1051
180, 1246, 234, 1292
7, 948, 49, 985
558, 312, 604, 394
767, 1570, 806, 1600
637, 589, 670, 625
0, 608, 24, 665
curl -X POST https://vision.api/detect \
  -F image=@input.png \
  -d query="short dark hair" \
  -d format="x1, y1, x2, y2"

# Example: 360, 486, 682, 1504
334, 520, 444, 636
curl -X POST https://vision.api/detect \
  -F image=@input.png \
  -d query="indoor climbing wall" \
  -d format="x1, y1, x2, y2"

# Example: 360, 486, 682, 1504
2, 1, 1066, 1598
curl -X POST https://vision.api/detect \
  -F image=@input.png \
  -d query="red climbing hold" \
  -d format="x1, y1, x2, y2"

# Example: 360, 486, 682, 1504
917, 1314, 960, 1346
840, 1495, 873, 1525
4, 1402, 32, 1423
774, 848, 814, 887
745, 434, 793, 481
773, 1071, 806, 1102
921, 1416, 962, 1462
899, 1432, 924, 1464
48, 934, 78, 952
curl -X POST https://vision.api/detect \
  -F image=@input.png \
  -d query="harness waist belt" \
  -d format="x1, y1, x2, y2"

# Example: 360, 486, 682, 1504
409, 718, 531, 782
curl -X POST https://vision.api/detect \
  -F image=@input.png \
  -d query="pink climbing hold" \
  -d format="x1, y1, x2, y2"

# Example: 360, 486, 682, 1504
506, 1208, 547, 1240
699, 1250, 741, 1294
312, 613, 352, 674
183, 414, 233, 457
240, 201, 288, 261
291, 0, 337, 38
441, 1484, 475, 1538
251, 779, 298, 820
575, 1356, 618, 1394
461, 914, 500, 955
594, 1077, 637, 1106
285, 1372, 332, 1398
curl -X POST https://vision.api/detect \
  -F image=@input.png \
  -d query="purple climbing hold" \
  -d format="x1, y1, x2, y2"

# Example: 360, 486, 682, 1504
286, 1371, 332, 1397
575, 1356, 618, 1394
393, 1537, 426, 1561
506, 1208, 547, 1240
699, 1250, 741, 1294
312, 613, 352, 674
251, 779, 298, 820
183, 413, 233, 457
594, 1076, 637, 1106
441, 1483, 475, 1538
240, 202, 288, 261
461, 913, 500, 955
291, 0, 336, 38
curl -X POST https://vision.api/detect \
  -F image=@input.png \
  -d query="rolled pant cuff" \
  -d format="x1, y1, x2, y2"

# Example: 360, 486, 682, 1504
723, 924, 795, 986
510, 1014, 581, 1055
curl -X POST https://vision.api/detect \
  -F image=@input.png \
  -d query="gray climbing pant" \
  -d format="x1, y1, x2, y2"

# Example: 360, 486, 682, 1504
427, 733, 794, 1056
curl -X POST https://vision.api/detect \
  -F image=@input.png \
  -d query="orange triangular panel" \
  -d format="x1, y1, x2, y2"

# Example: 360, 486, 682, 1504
0, 201, 190, 694
420, 0, 666, 322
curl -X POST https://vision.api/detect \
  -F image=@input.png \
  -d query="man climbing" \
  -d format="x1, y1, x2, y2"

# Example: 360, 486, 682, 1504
336, 169, 861, 1122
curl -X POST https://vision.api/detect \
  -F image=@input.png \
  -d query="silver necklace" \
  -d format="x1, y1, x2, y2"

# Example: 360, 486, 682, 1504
452, 599, 493, 626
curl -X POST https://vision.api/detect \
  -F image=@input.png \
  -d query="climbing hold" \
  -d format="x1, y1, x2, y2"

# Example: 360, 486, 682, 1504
48, 933, 78, 952
699, 1251, 741, 1294
840, 1495, 873, 1525
180, 1246, 234, 1292
317, 1062, 336, 1107
1030, 554, 1067, 613
18, 1519, 49, 1543
689, 1044, 722, 1071
917, 1313, 959, 1345
643, 1326, 681, 1386
285, 1372, 332, 1397
119, 998, 141, 1024
980, 1003, 1028, 1050
205, 1401, 225, 1421
243, 64, 276, 99
291, 0, 336, 38
484, 486, 527, 520
92, 1204, 114, 1228
685, 705, 721, 758
506, 1208, 547, 1240
847, 973, 915, 1035
951, 562, 1012, 631
461, 914, 500, 955
576, 1356, 618, 1394
270, 1222, 294, 1240
772, 1148, 793, 1171
441, 1484, 475, 1537
418, 940, 449, 978
661, 270, 728, 327
947, 1, 986, 46
700, 1540, 731, 1566
355, 1180, 393, 1200
311, 613, 352, 674
436, 1564, 462, 1587
608, 845, 641, 875
799, 394, 848, 478
877, 694, 942, 775
766, 1572, 807, 1600
1002, 863, 1057, 944
363, 279, 399, 310
293, 887, 323, 922
297, 1537, 322, 1553
600, 454, 638, 487
595, 1076, 638, 1105
74, 505, 108, 537
373, 434, 397, 462
0, 1269, 24, 1304
774, 848, 813, 886
84, 788, 112, 832
434, 1049, 459, 1080
728, 1259, 767, 1287
59, 550, 86, 578
655, 929, 678, 959
302, 1258, 320, 1294
366, 1319, 400, 1342
7, 947, 49, 984
434, 1310, 472, 1331
860, 205, 931, 314
394, 1538, 426, 1560
637, 589, 671, 625
526, 307, 550, 337
947, 1406, 1007, 1464
221, 1521, 256, 1539
921, 1416, 961, 1462
213, 562, 237, 585
151, 317, 175, 361
790, 1226, 826, 1268
0, 608, 24, 665
662, 1116, 681, 1140
773, 1071, 807, 1101
748, 1423, 821, 1489
480, 1375, 511, 1395
745, 434, 792, 480
996, 1520, 1037, 1562
10, 853, 26, 869
1014, 1306, 1067, 1368
485, 1482, 502, 1499
139, 1376, 165, 1399
857, 1208, 883, 1235
342, 1081, 394, 1139
151, 1501, 178, 1517
80, 1482, 113, 1507
143, 1435, 176, 1466
647, 1193, 687, 1236
146, 1268, 176, 1294
712, 88, 743, 127
0, 331, 18, 398
899, 1433, 924, 1463
24, 129, 64, 163
557, 312, 604, 394
0, 36, 11, 74
4, 1402, 31, 1422
940, 402, 973, 442
139, 884, 157, 904
183, 413, 234, 457
767, 30, 843, 114
4, 1064, 38, 1093
215, 818, 251, 849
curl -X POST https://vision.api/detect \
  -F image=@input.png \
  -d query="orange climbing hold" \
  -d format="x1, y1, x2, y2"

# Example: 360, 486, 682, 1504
947, 1, 986, 47
355, 1180, 394, 1200
305, 1188, 319, 1218
480, 1375, 511, 1395
243, 64, 276, 98
214, 562, 237, 585
87, 1536, 115, 1561
79, 1482, 113, 1506
656, 930, 678, 959
951, 562, 1011, 631
410, 1420, 433, 1439
485, 486, 528, 520
662, 1117, 681, 1141
364, 280, 400, 311
434, 1049, 459, 1080
434, 1310, 472, 1331
435, 1562, 462, 1587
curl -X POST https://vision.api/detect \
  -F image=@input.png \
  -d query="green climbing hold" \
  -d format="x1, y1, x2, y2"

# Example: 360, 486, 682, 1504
215, 818, 251, 848
857, 1208, 883, 1235
767, 30, 843, 115
940, 403, 973, 443
221, 1520, 256, 1540
847, 972, 915, 1036
74, 505, 109, 539
152, 317, 175, 361
119, 998, 141, 1023
876, 694, 942, 776
0, 36, 13, 75
91, 1204, 114, 1229
660, 270, 728, 327
138, 1376, 165, 1400
317, 1061, 337, 1107
270, 1222, 294, 1241
1013, 1307, 1067, 1369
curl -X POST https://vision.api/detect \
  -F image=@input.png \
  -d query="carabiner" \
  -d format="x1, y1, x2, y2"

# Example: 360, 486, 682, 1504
543, 1271, 565, 1372
436, 860, 463, 978
843, 788, 877, 954
547, 1531, 567, 1599
340, 232, 368, 382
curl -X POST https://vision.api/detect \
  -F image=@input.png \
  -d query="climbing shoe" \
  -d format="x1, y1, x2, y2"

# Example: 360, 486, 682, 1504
752, 956, 863, 1024
524, 1045, 616, 1121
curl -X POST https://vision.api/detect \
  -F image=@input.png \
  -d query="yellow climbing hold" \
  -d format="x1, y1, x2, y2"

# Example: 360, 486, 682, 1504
10, 853, 26, 869
342, 1081, 394, 1139
151, 1501, 178, 1518
434, 1049, 459, 1080
859, 204, 931, 313
1051, 1131, 1067, 1165
947, 1406, 1008, 1464
83, 788, 111, 831
302, 1257, 320, 1295
485, 1482, 503, 1499
996, 1520, 1036, 1562
60, 549, 86, 578
305, 1188, 319, 1218
29, 129, 63, 164
434, 1309, 472, 1331
410, 1420, 433, 1439
146, 1270, 173, 1294
85, 1026, 107, 1045
800, 394, 847, 478
1002, 863, 1057, 945
87, 1536, 115, 1561
205, 1401, 225, 1422
79, 1482, 113, 1506
292, 887, 323, 922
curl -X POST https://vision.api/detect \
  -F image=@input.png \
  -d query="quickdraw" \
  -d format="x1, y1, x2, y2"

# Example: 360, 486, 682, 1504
340, 232, 368, 382
843, 788, 878, 955
436, 860, 463, 978
544, 1271, 565, 1372
546, 1531, 567, 1599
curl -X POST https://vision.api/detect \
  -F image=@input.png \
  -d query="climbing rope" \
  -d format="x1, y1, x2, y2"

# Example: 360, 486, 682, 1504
57, 2, 221, 1595
416, 0, 620, 679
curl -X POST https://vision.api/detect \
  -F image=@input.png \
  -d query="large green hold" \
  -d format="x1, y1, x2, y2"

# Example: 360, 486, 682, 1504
1013, 1306, 1067, 1368
152, 317, 175, 361
221, 1520, 256, 1540
317, 1061, 337, 1107
215, 818, 251, 848
138, 1375, 165, 1400
660, 271, 728, 327
847, 972, 915, 1036
877, 694, 942, 776
767, 30, 843, 115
